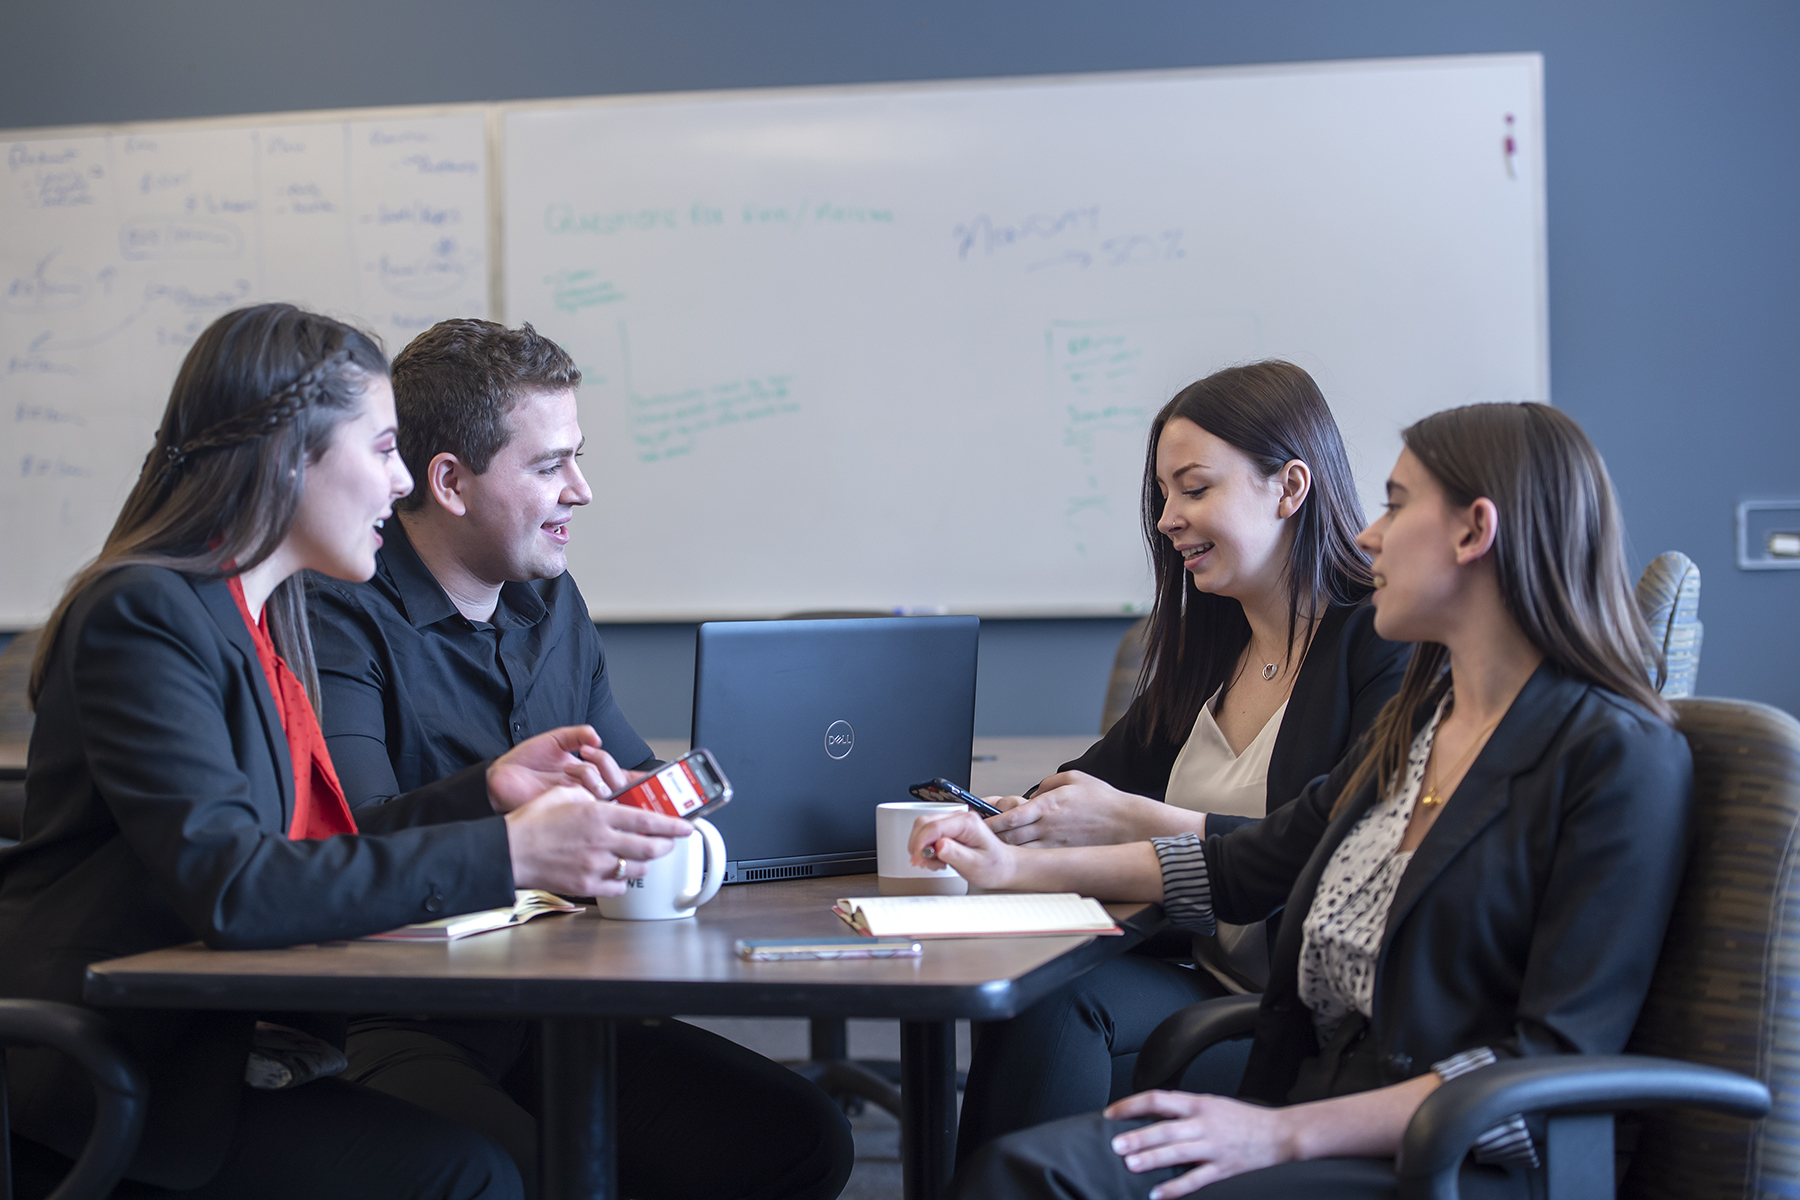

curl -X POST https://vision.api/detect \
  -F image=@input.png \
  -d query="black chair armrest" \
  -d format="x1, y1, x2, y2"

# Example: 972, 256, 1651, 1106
1131, 993, 1262, 1093
0, 999, 149, 1200
1395, 1054, 1770, 1200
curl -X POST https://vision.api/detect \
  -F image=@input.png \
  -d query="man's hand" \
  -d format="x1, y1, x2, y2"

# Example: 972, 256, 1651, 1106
1102, 1090, 1300, 1199
504, 786, 692, 896
487, 725, 627, 813
987, 771, 1168, 847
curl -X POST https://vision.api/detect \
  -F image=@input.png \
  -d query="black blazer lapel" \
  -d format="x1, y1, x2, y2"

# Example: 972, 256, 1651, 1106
1266, 604, 1352, 799
1381, 662, 1588, 943
190, 576, 295, 831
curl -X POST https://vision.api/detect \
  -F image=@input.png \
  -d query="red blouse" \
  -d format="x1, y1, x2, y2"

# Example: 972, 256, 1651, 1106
227, 576, 358, 840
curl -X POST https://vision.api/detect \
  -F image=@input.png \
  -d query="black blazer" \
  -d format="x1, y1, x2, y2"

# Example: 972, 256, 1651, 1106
1061, 600, 1410, 829
1199, 661, 1693, 1106
0, 567, 516, 1188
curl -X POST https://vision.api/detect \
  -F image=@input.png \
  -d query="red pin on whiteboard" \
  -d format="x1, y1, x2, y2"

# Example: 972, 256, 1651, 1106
1504, 113, 1517, 179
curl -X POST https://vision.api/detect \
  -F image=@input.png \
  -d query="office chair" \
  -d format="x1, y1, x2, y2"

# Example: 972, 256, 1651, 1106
1133, 696, 1797, 1198
1098, 617, 1150, 736
1636, 551, 1702, 698
0, 1000, 148, 1200
0, 629, 41, 844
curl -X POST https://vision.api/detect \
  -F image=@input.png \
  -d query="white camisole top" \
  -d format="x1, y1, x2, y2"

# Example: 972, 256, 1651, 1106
1161, 685, 1288, 990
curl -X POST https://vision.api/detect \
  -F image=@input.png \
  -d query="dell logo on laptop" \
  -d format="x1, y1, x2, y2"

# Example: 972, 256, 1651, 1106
824, 721, 855, 759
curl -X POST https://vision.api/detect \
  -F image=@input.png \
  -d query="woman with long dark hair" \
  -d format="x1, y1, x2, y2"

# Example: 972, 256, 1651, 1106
921, 403, 1690, 1200
954, 361, 1410, 1160
0, 304, 696, 1198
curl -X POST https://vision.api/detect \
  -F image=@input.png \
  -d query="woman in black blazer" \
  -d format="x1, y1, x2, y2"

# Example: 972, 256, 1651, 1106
0, 305, 694, 1199
956, 364, 1409, 1160
916, 402, 1689, 1199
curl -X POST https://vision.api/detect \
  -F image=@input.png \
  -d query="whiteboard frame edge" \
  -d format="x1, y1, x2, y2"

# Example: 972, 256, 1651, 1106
494, 52, 1552, 124
585, 607, 1153, 624
1524, 52, 1552, 405
0, 99, 495, 145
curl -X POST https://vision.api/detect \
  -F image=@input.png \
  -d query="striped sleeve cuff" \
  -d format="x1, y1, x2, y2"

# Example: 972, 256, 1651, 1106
1150, 833, 1216, 934
1432, 1048, 1541, 1170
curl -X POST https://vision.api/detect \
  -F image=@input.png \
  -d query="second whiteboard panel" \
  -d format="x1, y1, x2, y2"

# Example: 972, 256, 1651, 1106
508, 55, 1547, 618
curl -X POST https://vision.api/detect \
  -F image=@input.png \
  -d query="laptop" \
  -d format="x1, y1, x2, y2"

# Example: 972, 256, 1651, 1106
690, 616, 979, 884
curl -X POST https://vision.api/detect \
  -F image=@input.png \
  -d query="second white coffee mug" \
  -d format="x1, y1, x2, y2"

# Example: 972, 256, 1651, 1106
875, 801, 969, 896
595, 817, 727, 920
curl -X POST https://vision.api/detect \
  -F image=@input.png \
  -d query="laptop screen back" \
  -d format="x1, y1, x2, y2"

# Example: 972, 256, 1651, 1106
690, 616, 979, 883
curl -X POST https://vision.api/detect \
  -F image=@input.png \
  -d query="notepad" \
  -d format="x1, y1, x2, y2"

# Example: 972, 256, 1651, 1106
833, 893, 1121, 939
364, 890, 583, 942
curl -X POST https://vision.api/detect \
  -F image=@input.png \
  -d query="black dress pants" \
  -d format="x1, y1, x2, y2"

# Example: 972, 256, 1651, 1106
957, 953, 1249, 1170
13, 1077, 521, 1200
954, 1112, 1533, 1200
344, 1015, 855, 1200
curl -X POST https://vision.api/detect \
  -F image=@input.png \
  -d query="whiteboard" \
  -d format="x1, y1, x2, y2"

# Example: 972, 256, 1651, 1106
504, 55, 1546, 620
0, 109, 491, 625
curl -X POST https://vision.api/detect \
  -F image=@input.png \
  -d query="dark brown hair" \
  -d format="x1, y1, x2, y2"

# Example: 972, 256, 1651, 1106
29, 304, 386, 709
1336, 402, 1674, 813
1131, 361, 1372, 743
389, 319, 580, 511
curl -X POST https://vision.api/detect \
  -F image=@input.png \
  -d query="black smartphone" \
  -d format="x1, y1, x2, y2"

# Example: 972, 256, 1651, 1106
908, 777, 1003, 819
614, 748, 732, 820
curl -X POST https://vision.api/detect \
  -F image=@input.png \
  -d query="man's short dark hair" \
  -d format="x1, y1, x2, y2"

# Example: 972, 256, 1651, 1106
389, 319, 581, 511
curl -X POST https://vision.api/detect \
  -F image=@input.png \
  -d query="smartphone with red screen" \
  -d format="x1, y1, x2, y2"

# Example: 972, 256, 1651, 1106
613, 748, 732, 820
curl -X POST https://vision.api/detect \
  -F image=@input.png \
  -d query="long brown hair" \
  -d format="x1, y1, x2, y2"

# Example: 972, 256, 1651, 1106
29, 304, 386, 710
1131, 361, 1372, 744
1336, 403, 1673, 813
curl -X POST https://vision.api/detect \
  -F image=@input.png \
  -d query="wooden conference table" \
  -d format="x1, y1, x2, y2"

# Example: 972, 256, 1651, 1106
86, 871, 1161, 1200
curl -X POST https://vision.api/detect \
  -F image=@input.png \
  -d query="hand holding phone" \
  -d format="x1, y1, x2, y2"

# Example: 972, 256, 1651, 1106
614, 748, 733, 820
909, 777, 1003, 819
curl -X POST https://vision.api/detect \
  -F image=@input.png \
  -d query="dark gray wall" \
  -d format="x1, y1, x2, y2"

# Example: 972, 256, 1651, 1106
5, 0, 1795, 736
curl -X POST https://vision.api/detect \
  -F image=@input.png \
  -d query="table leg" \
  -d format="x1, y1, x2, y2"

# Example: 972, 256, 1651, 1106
899, 1019, 958, 1200
540, 1016, 616, 1200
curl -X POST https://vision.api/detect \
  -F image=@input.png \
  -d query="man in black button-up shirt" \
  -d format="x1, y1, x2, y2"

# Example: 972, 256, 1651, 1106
310, 320, 853, 1200
312, 513, 656, 805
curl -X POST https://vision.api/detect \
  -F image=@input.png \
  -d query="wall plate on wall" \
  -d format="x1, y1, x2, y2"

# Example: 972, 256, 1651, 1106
1736, 501, 1800, 570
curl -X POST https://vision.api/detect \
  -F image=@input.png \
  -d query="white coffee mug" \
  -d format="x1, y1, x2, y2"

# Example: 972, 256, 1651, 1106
876, 801, 969, 896
595, 817, 727, 920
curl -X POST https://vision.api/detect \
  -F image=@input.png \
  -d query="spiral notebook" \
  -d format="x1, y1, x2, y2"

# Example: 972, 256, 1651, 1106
832, 893, 1120, 939
364, 890, 582, 942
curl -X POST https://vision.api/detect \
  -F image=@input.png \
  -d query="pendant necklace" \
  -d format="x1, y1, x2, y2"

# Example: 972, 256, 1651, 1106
1261, 662, 1278, 680
1418, 714, 1503, 808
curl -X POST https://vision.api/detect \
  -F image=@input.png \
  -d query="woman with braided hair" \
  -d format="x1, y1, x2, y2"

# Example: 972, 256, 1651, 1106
0, 304, 695, 1198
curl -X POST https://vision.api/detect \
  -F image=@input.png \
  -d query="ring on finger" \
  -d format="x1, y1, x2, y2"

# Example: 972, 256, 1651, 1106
611, 858, 630, 881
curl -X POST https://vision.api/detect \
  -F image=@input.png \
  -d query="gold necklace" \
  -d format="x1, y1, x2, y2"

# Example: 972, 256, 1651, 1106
1418, 715, 1502, 808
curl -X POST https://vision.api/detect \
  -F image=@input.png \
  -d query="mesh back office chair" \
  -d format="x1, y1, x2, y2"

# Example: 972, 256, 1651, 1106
1099, 618, 1150, 736
1636, 551, 1703, 698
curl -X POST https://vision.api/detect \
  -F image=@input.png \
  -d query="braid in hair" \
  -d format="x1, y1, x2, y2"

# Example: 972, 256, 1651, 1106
158, 349, 352, 486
